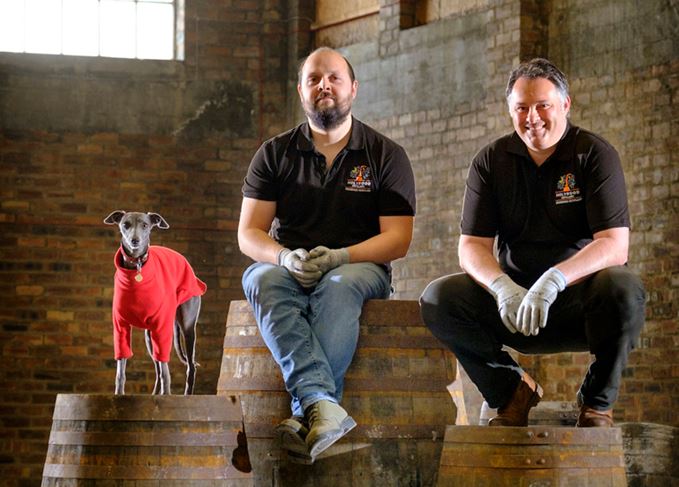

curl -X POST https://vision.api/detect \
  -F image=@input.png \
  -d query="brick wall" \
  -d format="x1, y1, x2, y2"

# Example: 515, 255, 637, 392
0, 0, 676, 484
0, 1, 297, 484
520, 0, 679, 424
344, 0, 677, 426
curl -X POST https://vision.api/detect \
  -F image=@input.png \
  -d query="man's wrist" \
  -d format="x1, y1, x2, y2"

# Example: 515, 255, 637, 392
338, 248, 350, 265
546, 267, 567, 291
277, 248, 290, 266
488, 273, 510, 296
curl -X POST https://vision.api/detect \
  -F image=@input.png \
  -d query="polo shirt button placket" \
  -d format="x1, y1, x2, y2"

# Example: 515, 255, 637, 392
314, 154, 327, 184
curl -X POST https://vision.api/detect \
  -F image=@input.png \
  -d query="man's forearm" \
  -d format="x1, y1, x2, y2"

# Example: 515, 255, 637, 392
345, 231, 411, 264
345, 216, 413, 264
238, 229, 284, 264
554, 227, 629, 285
458, 237, 504, 290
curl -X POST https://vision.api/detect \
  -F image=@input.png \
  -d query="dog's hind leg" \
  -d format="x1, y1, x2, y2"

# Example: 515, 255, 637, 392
115, 358, 127, 395
176, 296, 201, 395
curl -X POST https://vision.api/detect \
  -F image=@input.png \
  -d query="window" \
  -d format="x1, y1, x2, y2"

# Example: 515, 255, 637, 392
0, 0, 183, 60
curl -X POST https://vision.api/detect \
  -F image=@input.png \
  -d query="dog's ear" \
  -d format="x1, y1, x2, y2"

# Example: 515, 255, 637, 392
148, 213, 170, 229
104, 210, 126, 225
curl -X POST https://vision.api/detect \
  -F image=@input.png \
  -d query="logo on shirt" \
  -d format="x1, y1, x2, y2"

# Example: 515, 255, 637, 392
555, 173, 582, 205
346, 165, 372, 192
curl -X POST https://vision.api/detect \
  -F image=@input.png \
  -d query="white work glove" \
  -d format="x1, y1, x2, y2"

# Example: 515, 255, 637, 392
516, 267, 567, 336
307, 246, 350, 274
488, 274, 528, 334
277, 248, 323, 288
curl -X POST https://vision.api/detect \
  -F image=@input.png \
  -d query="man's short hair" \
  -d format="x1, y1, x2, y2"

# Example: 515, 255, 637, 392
506, 58, 569, 101
297, 47, 356, 84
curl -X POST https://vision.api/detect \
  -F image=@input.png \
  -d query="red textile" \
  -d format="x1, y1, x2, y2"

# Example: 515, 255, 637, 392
112, 246, 206, 362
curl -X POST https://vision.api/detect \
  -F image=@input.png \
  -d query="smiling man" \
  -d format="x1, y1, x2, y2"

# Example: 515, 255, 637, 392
420, 58, 645, 428
238, 47, 416, 461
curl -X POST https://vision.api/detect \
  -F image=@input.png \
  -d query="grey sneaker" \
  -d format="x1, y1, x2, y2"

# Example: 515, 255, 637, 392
305, 400, 356, 458
275, 416, 310, 456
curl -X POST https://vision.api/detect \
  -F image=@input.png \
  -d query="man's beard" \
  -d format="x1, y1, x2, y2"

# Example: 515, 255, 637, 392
304, 95, 351, 130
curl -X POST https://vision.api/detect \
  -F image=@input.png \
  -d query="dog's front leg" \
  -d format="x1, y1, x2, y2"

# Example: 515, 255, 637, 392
115, 359, 127, 395
145, 330, 166, 395
159, 361, 171, 394
151, 359, 162, 394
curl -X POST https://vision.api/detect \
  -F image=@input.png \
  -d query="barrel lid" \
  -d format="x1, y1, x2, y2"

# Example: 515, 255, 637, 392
443, 425, 623, 445
51, 394, 244, 421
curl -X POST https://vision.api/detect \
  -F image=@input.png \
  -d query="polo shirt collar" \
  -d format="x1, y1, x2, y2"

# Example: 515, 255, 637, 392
507, 121, 576, 162
296, 116, 365, 152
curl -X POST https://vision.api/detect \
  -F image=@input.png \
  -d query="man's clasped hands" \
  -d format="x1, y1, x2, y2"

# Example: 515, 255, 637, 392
277, 246, 351, 288
489, 267, 567, 337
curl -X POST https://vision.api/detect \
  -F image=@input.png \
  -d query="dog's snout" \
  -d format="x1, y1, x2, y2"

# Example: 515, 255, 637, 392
130, 238, 140, 246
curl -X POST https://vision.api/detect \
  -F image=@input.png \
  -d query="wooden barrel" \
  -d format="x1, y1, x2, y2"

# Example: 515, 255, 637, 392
437, 425, 627, 486
217, 299, 457, 486
620, 422, 679, 486
42, 394, 253, 486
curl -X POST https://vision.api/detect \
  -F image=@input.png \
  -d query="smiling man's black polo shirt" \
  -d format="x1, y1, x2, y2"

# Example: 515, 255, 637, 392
242, 117, 416, 252
461, 123, 630, 286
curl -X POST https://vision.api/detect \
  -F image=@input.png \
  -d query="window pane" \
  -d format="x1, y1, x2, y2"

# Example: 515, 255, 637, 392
0, 0, 180, 60
100, 0, 135, 58
25, 0, 62, 54
63, 0, 99, 56
137, 2, 173, 59
0, 0, 25, 53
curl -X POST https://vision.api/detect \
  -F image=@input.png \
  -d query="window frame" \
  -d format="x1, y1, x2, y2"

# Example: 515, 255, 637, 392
0, 0, 184, 61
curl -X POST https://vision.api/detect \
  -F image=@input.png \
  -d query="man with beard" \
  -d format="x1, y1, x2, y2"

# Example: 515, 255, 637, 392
237, 47, 416, 461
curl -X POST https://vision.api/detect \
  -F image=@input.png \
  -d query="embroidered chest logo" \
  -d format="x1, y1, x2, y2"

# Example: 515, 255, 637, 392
346, 165, 372, 192
555, 173, 582, 205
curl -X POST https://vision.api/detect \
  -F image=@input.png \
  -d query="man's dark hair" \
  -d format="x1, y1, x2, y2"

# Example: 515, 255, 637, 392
297, 47, 356, 84
506, 58, 569, 101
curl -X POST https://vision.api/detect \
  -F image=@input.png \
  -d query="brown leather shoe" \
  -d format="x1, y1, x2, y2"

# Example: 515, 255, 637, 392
489, 377, 543, 427
576, 406, 614, 427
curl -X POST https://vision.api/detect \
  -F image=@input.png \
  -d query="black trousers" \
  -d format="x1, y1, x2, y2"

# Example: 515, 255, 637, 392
419, 266, 646, 411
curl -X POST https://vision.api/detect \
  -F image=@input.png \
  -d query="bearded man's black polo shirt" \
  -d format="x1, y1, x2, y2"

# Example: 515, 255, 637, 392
461, 123, 630, 286
242, 117, 416, 253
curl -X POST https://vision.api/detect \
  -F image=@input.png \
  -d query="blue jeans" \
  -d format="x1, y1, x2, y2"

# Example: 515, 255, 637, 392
420, 266, 645, 411
242, 262, 390, 416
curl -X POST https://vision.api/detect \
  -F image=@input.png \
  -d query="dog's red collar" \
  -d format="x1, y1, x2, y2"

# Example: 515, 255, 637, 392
120, 246, 149, 272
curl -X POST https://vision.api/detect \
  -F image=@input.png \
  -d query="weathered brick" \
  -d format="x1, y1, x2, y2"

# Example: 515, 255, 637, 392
0, 1, 677, 486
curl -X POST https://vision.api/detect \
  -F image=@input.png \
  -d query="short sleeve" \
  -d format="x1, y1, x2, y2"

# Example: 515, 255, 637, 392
460, 147, 498, 237
378, 145, 416, 216
242, 143, 278, 201
582, 141, 630, 233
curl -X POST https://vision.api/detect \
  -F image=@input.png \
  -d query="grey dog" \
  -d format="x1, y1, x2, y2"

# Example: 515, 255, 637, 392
104, 210, 206, 395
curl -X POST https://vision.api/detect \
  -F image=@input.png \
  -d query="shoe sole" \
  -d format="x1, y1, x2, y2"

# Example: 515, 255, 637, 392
308, 416, 357, 458
275, 423, 310, 456
286, 450, 315, 465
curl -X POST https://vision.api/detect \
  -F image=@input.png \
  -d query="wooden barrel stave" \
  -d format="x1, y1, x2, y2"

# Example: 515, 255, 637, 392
437, 425, 627, 487
218, 299, 457, 486
42, 394, 253, 486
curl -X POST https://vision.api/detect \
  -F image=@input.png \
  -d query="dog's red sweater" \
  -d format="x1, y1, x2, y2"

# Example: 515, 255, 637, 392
112, 245, 207, 362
